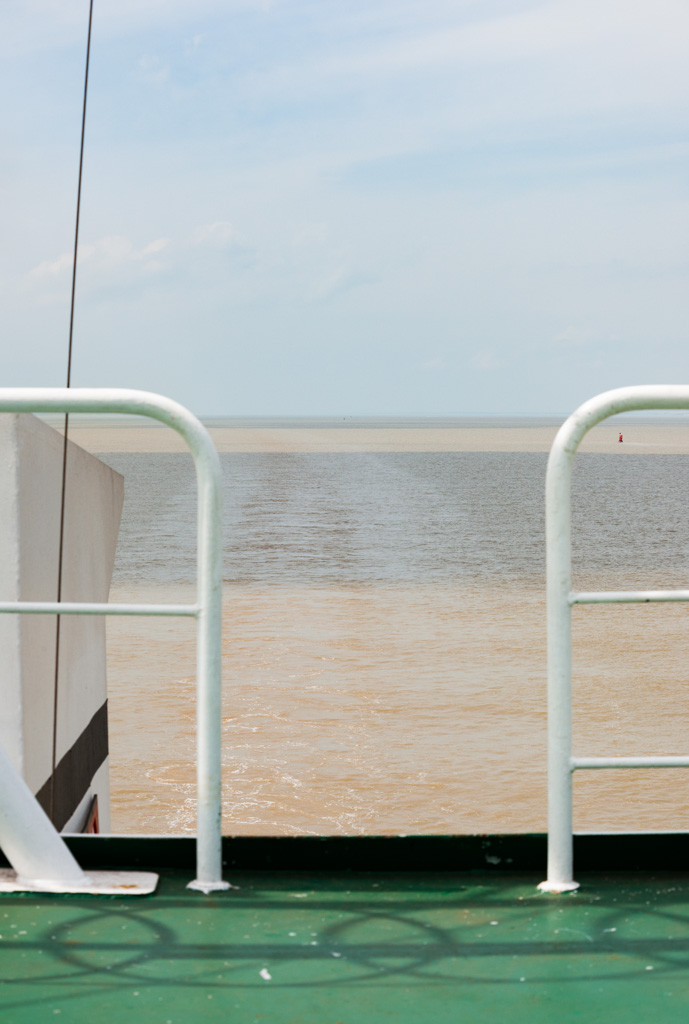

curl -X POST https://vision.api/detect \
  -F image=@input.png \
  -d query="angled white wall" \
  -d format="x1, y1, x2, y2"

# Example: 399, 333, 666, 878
0, 414, 123, 832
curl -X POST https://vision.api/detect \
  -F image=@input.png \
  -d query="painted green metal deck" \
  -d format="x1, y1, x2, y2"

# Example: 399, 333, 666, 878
1, 836, 688, 1023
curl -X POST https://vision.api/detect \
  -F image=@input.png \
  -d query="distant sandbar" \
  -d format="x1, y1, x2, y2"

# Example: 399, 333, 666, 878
62, 423, 689, 455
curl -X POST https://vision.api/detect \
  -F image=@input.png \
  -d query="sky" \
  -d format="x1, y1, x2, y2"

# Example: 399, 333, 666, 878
1, 0, 688, 416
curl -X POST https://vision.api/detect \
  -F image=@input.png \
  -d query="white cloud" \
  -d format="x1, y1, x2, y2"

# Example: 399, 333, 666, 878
292, 222, 328, 248
553, 326, 596, 346
470, 350, 505, 371
28, 251, 74, 279
26, 236, 170, 283
134, 238, 170, 259
422, 356, 446, 370
242, 0, 689, 133
313, 265, 376, 299
25, 225, 259, 298
193, 221, 241, 248
347, 0, 689, 77
0, 1, 271, 59
137, 54, 169, 87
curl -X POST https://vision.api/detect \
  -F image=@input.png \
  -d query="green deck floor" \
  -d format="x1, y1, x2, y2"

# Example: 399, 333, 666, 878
1, 869, 689, 1023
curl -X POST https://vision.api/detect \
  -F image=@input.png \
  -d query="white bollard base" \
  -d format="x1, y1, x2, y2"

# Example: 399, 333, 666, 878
538, 879, 580, 893
187, 878, 235, 894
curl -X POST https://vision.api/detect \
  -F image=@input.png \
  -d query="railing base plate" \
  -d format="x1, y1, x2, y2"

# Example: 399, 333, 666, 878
0, 868, 158, 896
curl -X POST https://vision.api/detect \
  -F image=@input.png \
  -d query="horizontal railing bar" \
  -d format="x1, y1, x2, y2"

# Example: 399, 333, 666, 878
572, 756, 689, 770
570, 590, 689, 605
0, 602, 198, 617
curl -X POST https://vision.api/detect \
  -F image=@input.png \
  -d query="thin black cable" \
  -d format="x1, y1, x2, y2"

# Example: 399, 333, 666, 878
51, 0, 95, 824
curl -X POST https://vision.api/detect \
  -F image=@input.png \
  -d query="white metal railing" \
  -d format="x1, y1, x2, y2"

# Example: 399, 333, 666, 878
0, 388, 229, 894
539, 385, 689, 893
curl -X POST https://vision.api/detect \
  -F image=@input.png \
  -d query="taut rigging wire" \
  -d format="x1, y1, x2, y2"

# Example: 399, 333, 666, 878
51, 0, 95, 824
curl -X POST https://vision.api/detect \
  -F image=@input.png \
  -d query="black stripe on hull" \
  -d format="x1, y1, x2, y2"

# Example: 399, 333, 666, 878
36, 701, 108, 832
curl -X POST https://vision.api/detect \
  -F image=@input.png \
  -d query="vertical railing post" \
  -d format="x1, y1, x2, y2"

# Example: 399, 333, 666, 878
539, 428, 579, 892
187, 427, 229, 893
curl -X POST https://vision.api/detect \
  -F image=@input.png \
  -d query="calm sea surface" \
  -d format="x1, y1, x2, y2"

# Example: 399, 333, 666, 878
100, 439, 689, 835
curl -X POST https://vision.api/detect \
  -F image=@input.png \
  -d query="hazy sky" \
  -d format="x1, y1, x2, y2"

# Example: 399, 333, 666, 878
2, 0, 688, 416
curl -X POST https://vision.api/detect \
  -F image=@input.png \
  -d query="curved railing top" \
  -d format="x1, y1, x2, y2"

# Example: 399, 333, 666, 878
550, 384, 689, 462
542, 384, 689, 893
0, 389, 227, 894
0, 387, 219, 472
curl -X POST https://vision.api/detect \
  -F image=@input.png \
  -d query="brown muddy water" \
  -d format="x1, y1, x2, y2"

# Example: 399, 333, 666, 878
100, 433, 689, 836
